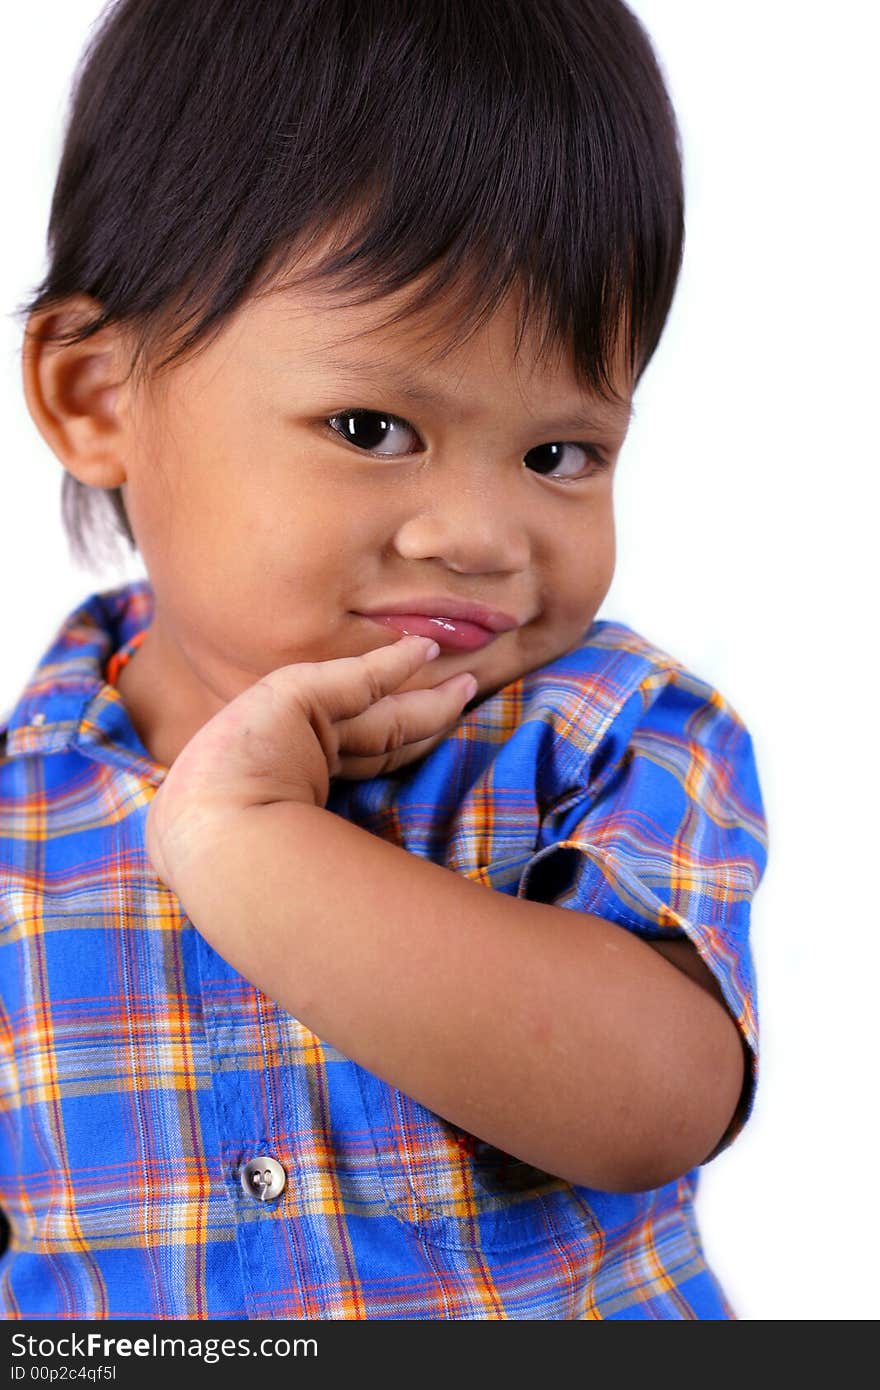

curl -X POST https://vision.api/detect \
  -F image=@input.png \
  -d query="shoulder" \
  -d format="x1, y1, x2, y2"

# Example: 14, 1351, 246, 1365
517, 620, 756, 803
567, 619, 747, 724
526, 619, 731, 728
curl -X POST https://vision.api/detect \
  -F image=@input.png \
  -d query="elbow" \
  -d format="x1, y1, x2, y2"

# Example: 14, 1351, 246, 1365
569, 1013, 748, 1194
569, 1138, 716, 1195
584, 1146, 714, 1195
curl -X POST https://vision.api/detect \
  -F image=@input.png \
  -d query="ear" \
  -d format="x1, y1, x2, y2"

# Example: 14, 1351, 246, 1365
21, 294, 135, 489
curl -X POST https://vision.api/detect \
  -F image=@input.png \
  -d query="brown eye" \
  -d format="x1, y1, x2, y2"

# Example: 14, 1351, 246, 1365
524, 441, 609, 480
327, 410, 420, 456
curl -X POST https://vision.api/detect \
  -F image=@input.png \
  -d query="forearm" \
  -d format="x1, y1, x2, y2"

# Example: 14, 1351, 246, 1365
166, 800, 744, 1192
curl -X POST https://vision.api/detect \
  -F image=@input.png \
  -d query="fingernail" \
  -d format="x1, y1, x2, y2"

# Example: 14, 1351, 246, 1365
424, 640, 441, 660
461, 675, 479, 699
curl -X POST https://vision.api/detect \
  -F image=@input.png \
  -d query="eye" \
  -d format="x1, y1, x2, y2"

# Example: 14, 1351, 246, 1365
523, 441, 610, 481
325, 409, 610, 480
326, 409, 420, 456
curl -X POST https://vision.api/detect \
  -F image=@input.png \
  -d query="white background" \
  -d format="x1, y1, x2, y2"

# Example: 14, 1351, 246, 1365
1, 2, 877, 1320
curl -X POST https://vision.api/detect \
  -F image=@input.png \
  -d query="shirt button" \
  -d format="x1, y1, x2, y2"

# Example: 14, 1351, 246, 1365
240, 1155, 287, 1203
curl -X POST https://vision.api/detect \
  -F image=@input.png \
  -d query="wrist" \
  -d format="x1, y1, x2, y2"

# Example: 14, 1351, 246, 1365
145, 785, 231, 894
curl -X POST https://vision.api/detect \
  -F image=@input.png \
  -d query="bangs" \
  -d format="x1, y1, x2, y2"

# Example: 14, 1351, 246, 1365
142, 0, 683, 400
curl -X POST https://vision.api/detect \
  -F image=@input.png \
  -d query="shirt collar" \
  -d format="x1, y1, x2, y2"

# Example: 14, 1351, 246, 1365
2, 580, 166, 782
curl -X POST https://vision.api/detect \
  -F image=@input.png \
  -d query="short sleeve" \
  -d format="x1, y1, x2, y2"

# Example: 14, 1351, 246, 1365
516, 667, 769, 1160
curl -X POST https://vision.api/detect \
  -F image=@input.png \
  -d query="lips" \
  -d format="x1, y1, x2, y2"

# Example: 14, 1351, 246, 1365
361, 613, 500, 651
356, 598, 521, 653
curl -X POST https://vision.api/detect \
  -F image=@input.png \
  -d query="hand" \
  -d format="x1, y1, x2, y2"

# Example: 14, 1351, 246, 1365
145, 635, 477, 887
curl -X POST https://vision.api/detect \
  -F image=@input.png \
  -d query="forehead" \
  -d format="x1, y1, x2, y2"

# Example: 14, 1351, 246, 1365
253, 262, 633, 433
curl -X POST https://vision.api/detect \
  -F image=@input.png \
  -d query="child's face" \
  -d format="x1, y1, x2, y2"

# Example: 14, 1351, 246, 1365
57, 259, 632, 767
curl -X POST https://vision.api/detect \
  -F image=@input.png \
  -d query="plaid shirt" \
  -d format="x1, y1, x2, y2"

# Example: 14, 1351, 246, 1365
0, 582, 767, 1319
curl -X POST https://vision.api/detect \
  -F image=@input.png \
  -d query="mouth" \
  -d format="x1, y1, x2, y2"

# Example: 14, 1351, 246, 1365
354, 595, 522, 653
356, 612, 501, 652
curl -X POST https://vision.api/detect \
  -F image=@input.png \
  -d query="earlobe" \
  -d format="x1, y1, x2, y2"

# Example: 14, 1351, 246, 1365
21, 293, 132, 490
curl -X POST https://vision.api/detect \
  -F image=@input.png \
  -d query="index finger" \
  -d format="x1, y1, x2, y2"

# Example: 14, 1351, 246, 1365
267, 633, 443, 725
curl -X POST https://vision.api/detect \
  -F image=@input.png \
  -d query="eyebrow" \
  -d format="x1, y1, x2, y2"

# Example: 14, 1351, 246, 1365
315, 354, 633, 432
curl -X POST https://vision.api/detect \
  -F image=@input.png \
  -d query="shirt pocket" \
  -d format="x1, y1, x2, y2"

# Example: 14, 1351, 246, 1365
353, 1064, 601, 1254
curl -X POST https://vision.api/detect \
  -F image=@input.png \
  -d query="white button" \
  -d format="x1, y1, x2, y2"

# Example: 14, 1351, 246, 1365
240, 1155, 286, 1203
32, 713, 46, 727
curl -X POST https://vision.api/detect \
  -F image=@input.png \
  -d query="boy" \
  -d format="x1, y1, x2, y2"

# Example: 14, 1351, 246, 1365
0, 0, 766, 1318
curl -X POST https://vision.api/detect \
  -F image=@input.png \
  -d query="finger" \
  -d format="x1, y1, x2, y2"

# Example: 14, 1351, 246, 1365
334, 670, 479, 760
336, 727, 452, 781
266, 634, 443, 725
336, 718, 468, 780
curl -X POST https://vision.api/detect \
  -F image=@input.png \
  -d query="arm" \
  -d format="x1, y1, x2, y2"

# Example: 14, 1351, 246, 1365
170, 796, 745, 1194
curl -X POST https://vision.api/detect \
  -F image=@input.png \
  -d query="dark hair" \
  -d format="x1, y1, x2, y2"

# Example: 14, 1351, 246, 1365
15, 0, 684, 567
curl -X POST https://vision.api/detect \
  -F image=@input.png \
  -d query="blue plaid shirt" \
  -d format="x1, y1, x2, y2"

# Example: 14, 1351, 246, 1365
0, 582, 767, 1318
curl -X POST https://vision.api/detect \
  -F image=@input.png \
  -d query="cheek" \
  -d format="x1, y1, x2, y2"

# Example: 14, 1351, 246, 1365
551, 520, 615, 615
253, 460, 383, 543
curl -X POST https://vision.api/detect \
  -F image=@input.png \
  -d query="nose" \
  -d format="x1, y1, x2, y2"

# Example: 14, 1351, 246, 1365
390, 464, 531, 574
